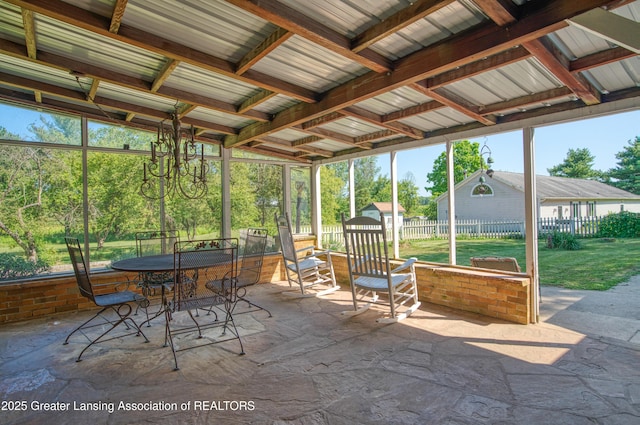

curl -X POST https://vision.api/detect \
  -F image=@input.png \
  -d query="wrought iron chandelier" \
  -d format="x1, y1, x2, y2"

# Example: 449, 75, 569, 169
140, 106, 208, 200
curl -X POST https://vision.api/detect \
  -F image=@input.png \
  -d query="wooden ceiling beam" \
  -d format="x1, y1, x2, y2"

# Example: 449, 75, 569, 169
150, 59, 180, 92
382, 100, 444, 122
341, 106, 425, 139
5, 0, 318, 103
0, 37, 271, 122
351, 0, 456, 52
237, 90, 278, 114
236, 27, 292, 75
570, 46, 637, 73
225, 0, 615, 147
522, 39, 601, 105
109, 0, 128, 34
224, 0, 392, 73
409, 82, 496, 125
472, 0, 518, 26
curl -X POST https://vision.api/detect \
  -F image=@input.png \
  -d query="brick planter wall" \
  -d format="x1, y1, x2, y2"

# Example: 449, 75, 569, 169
0, 253, 283, 324
1, 246, 531, 325
329, 253, 532, 325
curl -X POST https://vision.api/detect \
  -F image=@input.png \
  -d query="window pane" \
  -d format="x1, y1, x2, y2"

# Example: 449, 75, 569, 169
290, 166, 311, 232
165, 160, 222, 241
0, 102, 81, 145
88, 120, 155, 149
230, 162, 282, 247
0, 145, 81, 280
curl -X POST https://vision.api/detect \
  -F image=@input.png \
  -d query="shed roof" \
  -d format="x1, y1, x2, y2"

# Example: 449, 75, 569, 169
0, 0, 638, 164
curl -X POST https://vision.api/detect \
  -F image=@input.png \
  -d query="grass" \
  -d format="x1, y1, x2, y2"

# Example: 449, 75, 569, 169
400, 237, 640, 291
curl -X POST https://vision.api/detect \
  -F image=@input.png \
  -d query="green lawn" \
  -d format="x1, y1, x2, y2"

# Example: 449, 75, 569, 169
400, 237, 640, 291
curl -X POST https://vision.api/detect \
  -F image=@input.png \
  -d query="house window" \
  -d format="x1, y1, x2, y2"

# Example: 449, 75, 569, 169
471, 183, 493, 197
620, 204, 625, 212
587, 201, 596, 217
557, 205, 564, 219
572, 202, 581, 218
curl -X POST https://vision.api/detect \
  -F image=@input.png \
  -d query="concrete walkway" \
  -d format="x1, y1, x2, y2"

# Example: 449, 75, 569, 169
1, 279, 639, 424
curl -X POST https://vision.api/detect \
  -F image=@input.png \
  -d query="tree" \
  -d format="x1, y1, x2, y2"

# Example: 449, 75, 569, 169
607, 137, 640, 194
398, 172, 420, 215
423, 140, 485, 219
547, 148, 602, 179
425, 140, 485, 197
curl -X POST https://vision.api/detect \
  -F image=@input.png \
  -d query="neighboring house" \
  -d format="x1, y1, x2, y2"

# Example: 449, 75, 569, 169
436, 171, 640, 221
361, 202, 406, 228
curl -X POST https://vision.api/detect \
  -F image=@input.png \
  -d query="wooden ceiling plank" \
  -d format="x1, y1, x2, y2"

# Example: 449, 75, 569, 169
523, 39, 601, 105
300, 112, 344, 129
351, 0, 456, 52
225, 0, 392, 72
428, 87, 497, 125
109, 0, 128, 34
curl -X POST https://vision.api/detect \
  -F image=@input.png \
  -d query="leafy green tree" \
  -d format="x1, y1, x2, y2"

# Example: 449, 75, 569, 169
547, 148, 602, 179
398, 172, 420, 215
0, 139, 46, 261
425, 140, 485, 197
607, 137, 640, 194
319, 165, 345, 224
423, 140, 484, 218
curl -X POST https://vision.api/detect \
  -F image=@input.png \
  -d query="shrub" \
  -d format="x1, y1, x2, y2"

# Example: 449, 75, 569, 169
598, 211, 640, 238
545, 231, 582, 250
0, 253, 50, 281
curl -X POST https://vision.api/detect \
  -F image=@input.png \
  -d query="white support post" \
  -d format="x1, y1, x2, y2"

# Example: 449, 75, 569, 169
283, 164, 292, 220
81, 116, 90, 270
446, 140, 457, 265
523, 127, 540, 323
390, 151, 399, 259
221, 147, 231, 239
349, 159, 355, 218
311, 163, 323, 248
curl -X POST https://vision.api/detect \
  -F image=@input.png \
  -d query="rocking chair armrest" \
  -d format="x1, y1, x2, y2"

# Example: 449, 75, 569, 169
391, 257, 417, 273
297, 246, 331, 259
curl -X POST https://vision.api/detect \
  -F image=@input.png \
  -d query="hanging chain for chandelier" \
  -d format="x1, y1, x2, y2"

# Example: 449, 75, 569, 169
140, 104, 208, 200
477, 140, 494, 194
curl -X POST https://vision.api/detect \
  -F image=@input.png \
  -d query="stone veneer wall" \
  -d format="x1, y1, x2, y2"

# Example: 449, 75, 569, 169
1, 235, 531, 325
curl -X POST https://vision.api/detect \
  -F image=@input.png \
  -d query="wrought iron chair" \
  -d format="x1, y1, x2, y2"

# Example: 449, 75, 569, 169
232, 228, 271, 317
63, 237, 148, 362
341, 213, 421, 323
275, 212, 339, 297
134, 230, 180, 325
164, 238, 244, 370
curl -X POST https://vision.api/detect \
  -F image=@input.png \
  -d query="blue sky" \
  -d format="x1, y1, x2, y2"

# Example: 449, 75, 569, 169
378, 110, 640, 196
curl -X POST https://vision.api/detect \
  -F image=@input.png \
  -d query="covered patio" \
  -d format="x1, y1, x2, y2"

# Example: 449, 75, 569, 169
2, 280, 640, 424
1, 1, 640, 422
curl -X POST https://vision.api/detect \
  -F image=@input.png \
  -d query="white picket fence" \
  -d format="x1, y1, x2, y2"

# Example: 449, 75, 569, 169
302, 216, 604, 246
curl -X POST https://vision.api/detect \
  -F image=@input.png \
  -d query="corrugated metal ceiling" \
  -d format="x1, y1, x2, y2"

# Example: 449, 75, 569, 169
0, 0, 637, 164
